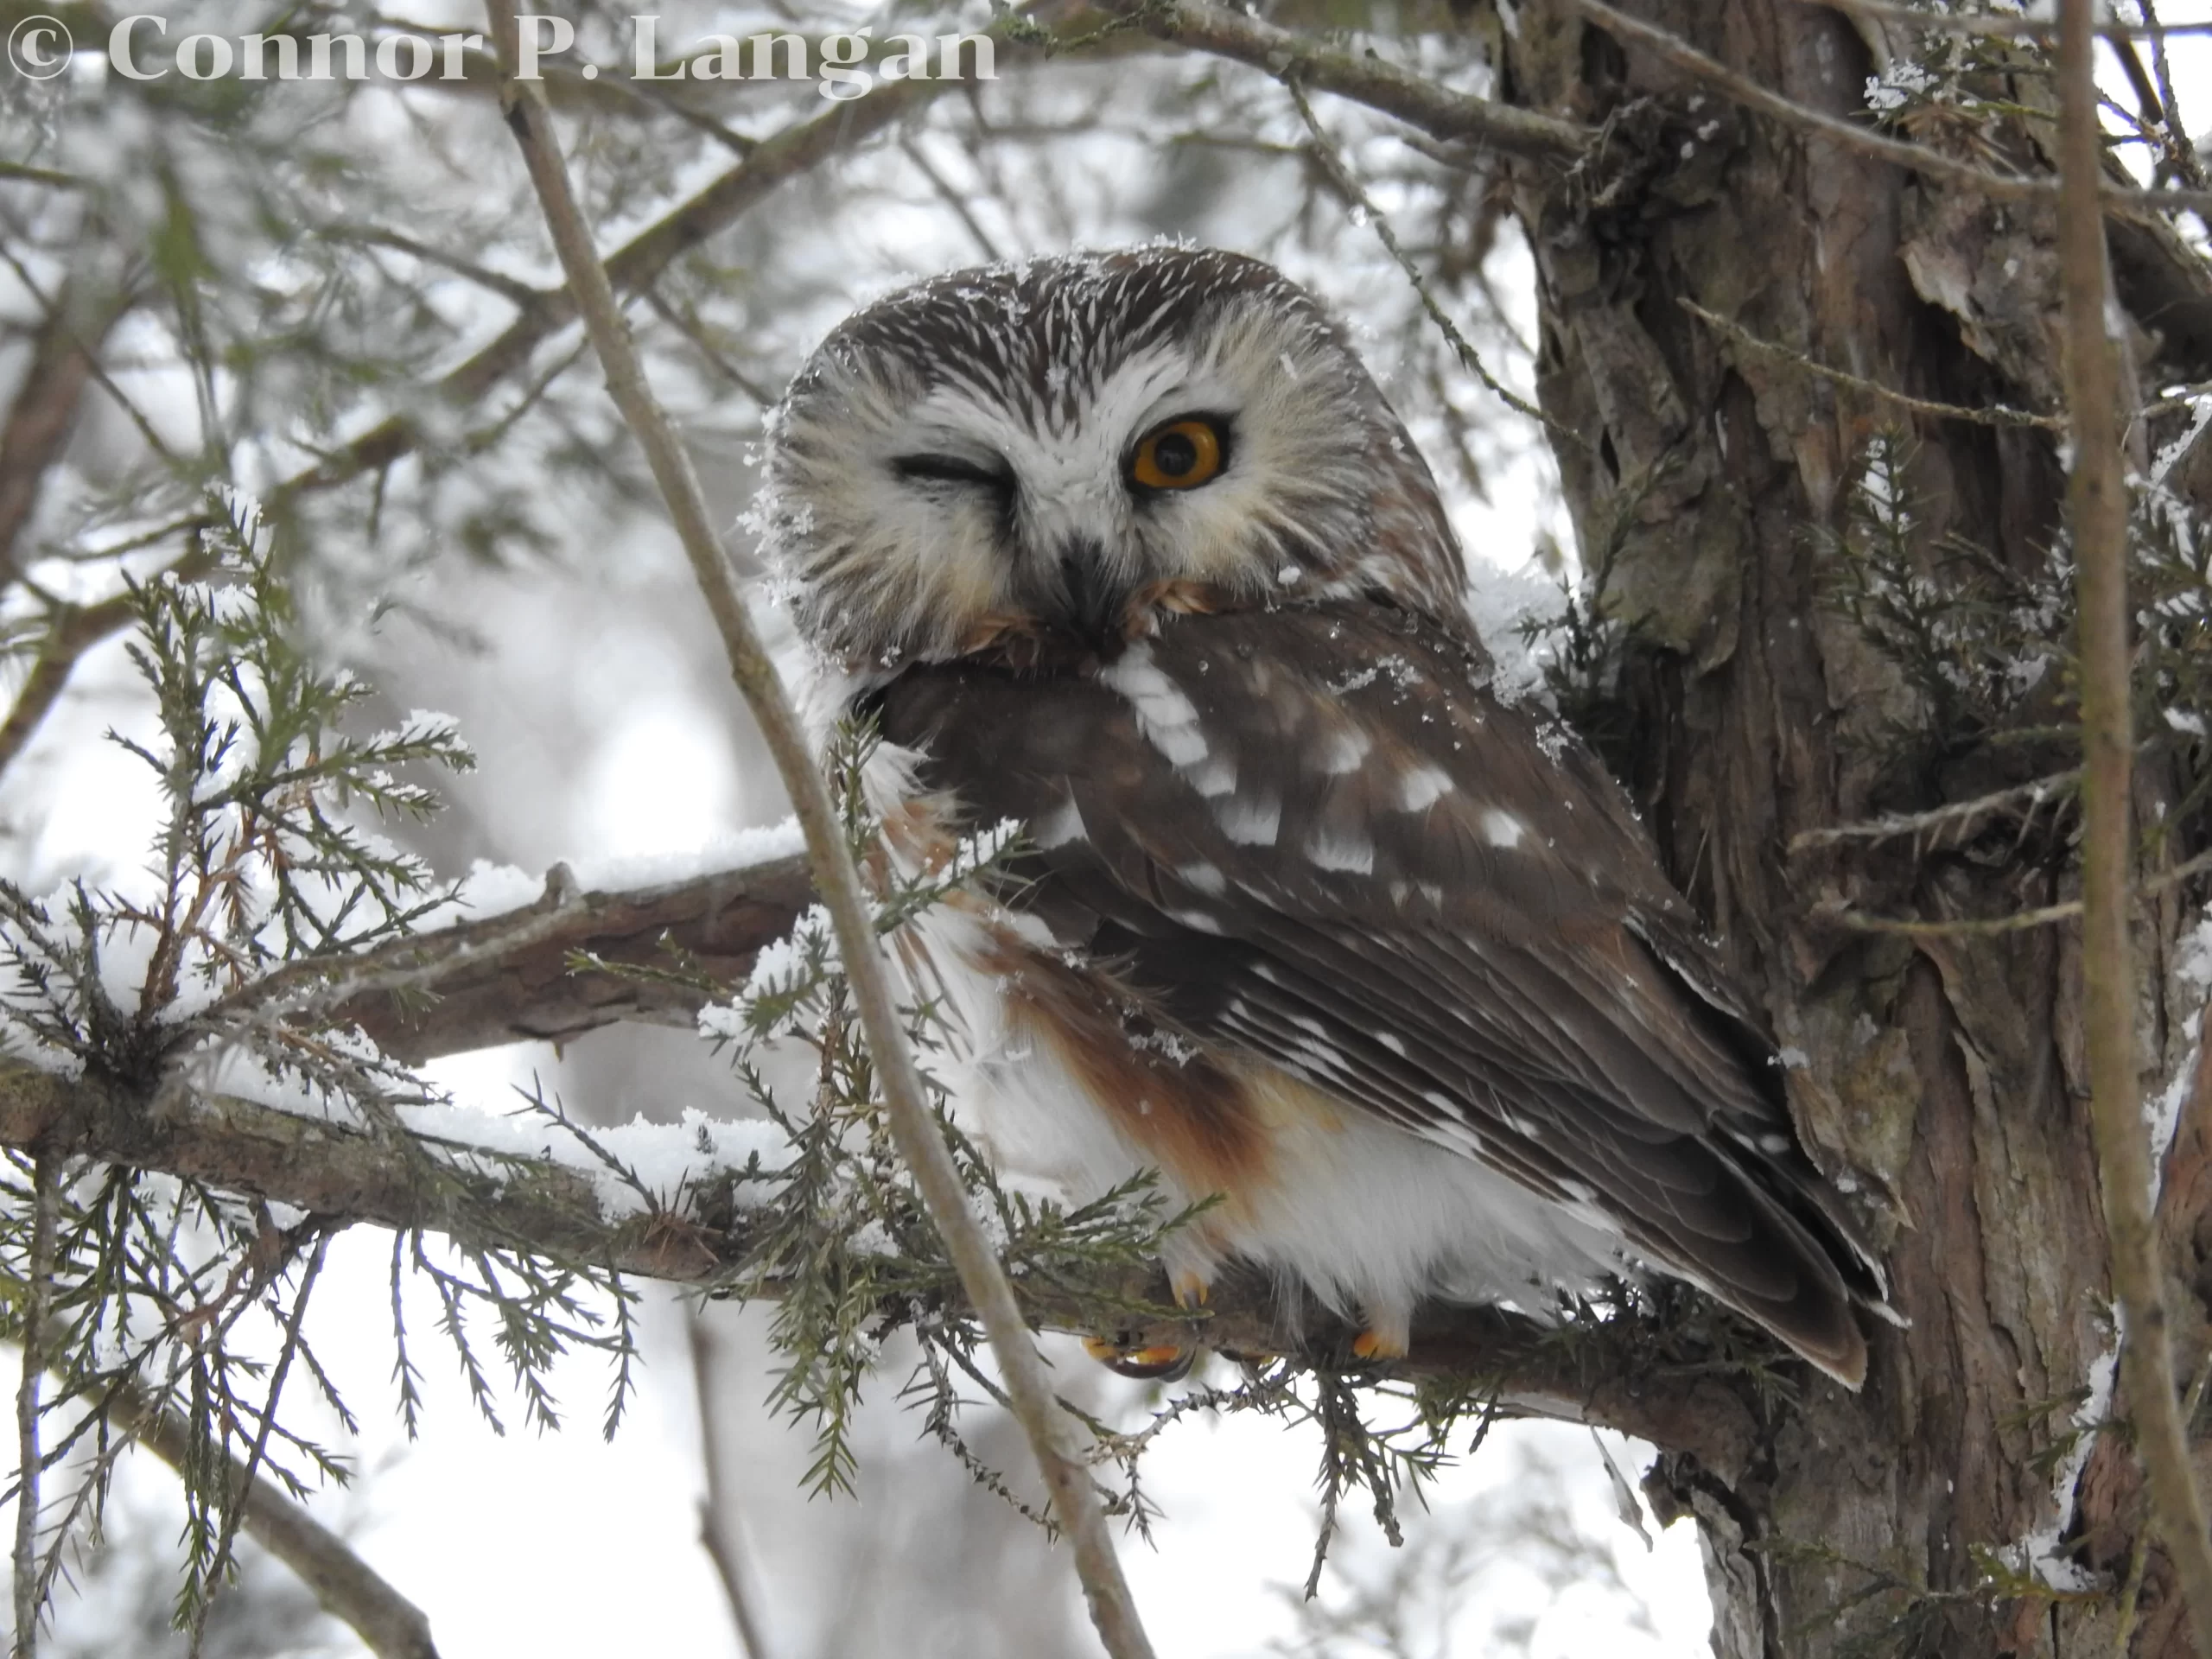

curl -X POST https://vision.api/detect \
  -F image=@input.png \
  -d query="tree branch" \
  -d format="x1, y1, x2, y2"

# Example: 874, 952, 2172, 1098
2057, 0, 2212, 1646
0, 283, 133, 586
481, 6, 1158, 1653
1570, 0, 2212, 216
109, 1378, 440, 1659
686, 1313, 773, 1659
1099, 0, 1588, 161
331, 856, 811, 1064
0, 1053, 1761, 1480
10, 1157, 55, 1659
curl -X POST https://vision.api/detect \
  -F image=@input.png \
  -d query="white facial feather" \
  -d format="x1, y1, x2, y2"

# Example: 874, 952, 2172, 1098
757, 247, 1468, 668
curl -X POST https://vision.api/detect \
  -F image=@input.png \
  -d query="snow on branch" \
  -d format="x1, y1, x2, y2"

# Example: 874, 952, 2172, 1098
0, 1048, 1760, 1478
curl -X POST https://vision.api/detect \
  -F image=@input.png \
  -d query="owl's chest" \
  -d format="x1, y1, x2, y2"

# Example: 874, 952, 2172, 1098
878, 798, 1281, 1214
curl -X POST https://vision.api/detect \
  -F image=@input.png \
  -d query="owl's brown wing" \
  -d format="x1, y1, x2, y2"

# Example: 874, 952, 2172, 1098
872, 598, 1885, 1384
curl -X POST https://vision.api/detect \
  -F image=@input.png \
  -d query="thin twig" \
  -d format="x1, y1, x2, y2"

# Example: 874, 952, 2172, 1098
9, 1156, 58, 1659
1823, 0, 2212, 41
192, 1232, 330, 1659
1098, 0, 1589, 162
194, 865, 585, 1037
1680, 299, 2064, 429
2058, 1, 2212, 1649
1829, 843, 2212, 936
1789, 770, 2081, 852
2137, 0, 2210, 195
0, 547, 213, 784
1287, 81, 1569, 446
111, 1372, 439, 1659
480, 10, 1157, 1656
326, 226, 543, 308
687, 1311, 772, 1659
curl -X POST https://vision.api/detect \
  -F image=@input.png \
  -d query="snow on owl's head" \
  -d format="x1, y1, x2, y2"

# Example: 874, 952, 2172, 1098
757, 246, 1468, 671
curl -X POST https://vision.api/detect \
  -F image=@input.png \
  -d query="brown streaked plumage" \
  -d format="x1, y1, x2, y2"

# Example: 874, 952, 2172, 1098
760, 246, 1891, 1385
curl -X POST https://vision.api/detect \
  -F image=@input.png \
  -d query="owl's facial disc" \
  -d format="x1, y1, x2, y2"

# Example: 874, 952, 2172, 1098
760, 248, 1468, 670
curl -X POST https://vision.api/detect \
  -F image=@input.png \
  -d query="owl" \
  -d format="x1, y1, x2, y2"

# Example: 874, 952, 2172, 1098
758, 246, 1889, 1386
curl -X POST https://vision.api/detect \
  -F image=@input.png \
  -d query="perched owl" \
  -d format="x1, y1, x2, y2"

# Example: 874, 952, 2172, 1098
759, 246, 1889, 1386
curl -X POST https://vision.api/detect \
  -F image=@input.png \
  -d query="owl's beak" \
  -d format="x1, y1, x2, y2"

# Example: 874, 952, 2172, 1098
1033, 535, 1127, 647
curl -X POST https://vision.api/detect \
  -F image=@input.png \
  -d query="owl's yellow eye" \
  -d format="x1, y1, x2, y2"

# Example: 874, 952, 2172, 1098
1129, 418, 1226, 492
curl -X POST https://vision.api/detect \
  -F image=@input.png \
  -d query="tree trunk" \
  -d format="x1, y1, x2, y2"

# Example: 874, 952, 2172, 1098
1493, 3, 2212, 1652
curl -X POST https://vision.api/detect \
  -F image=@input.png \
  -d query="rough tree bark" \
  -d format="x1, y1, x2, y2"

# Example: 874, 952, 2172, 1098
1491, 2, 2212, 1653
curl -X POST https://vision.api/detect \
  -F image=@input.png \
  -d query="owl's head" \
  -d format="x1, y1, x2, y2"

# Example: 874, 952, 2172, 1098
757, 246, 1467, 671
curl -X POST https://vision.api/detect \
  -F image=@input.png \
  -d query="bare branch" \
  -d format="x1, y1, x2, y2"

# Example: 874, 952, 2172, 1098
10, 1157, 56, 1659
331, 856, 812, 1063
1572, 0, 2212, 217
1821, 845, 2212, 936
0, 550, 213, 784
1679, 299, 2064, 430
110, 1377, 440, 1659
1288, 83, 1567, 442
687, 1313, 773, 1659
1099, 0, 1589, 162
1789, 771, 2082, 853
1822, 0, 2212, 42
480, 7, 1158, 1653
0, 284, 134, 585
2057, 0, 2212, 1644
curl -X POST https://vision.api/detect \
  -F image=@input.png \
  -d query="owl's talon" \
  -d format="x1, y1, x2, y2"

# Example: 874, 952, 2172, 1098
1350, 1328, 1408, 1363
1083, 1337, 1197, 1381
1170, 1269, 1211, 1309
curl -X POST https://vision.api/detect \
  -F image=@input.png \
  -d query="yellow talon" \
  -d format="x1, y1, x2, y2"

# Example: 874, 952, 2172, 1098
1351, 1329, 1408, 1362
1170, 1269, 1211, 1309
1083, 1337, 1196, 1381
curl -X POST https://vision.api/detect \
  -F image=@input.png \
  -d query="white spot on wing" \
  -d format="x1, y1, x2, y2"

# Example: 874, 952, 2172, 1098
1177, 861, 1229, 896
1032, 794, 1087, 849
1101, 641, 1209, 768
1319, 726, 1372, 774
1217, 796, 1282, 846
1306, 829, 1376, 874
1375, 1032, 1408, 1056
1398, 765, 1452, 811
1185, 753, 1237, 798
1483, 809, 1526, 849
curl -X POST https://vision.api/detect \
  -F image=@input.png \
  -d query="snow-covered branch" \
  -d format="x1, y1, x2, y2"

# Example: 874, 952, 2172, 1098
0, 1045, 1760, 1476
